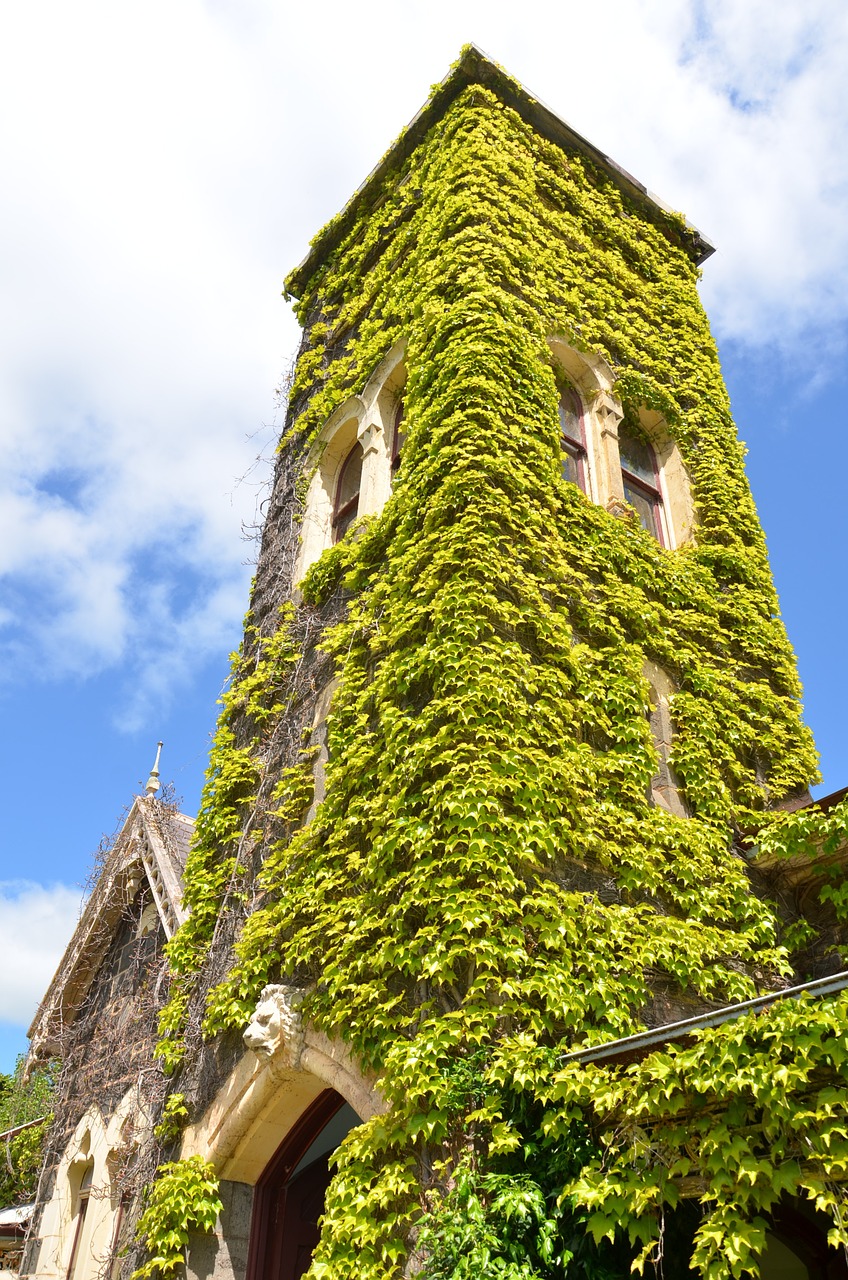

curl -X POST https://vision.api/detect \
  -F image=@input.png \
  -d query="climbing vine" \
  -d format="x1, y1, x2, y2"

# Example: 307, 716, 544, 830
150, 50, 848, 1279
0, 1055, 55, 1207
132, 1156, 222, 1280
156, 605, 302, 1071
153, 1093, 189, 1146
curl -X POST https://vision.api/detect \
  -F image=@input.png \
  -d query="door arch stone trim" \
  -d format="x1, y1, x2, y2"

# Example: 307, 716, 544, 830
244, 1090, 343, 1280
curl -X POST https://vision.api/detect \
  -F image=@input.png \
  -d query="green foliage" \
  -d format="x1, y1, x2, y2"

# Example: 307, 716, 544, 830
552, 991, 848, 1277
150, 53, 844, 1279
0, 1055, 55, 1207
416, 1076, 623, 1280
132, 1156, 222, 1280
420, 1162, 571, 1279
154, 1093, 189, 1146
301, 534, 362, 605
155, 605, 301, 1069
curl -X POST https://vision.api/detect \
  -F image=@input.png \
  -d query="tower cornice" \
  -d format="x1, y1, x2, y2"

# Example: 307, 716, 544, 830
285, 43, 715, 300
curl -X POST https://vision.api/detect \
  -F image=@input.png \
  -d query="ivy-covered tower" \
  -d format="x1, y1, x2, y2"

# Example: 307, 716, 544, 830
151, 46, 848, 1280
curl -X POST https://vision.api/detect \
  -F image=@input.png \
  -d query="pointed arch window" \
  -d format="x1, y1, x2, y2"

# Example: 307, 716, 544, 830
390, 403, 405, 479
331, 442, 364, 542
619, 421, 665, 543
66, 1163, 93, 1280
559, 386, 587, 492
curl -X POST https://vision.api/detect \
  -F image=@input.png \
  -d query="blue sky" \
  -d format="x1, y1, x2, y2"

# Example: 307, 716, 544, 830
1, 0, 847, 1073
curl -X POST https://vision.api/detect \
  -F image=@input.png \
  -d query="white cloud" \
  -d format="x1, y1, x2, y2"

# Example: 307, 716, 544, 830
0, 882, 85, 1028
1, 0, 847, 724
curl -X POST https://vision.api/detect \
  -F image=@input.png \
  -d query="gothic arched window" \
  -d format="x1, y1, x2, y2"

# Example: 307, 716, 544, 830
558, 386, 587, 492
66, 1162, 93, 1280
391, 403, 405, 478
619, 421, 665, 543
332, 442, 364, 542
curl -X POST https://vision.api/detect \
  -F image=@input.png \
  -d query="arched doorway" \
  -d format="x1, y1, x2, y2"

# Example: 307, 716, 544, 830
245, 1089, 359, 1280
764, 1200, 848, 1280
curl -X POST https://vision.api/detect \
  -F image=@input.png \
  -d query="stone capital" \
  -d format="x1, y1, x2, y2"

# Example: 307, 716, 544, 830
358, 421, 383, 455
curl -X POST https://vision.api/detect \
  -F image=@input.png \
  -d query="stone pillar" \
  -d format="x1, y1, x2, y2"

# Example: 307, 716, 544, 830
185, 1180, 254, 1280
595, 390, 625, 508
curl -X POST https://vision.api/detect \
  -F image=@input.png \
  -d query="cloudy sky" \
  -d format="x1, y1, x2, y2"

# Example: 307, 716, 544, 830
1, 0, 846, 1072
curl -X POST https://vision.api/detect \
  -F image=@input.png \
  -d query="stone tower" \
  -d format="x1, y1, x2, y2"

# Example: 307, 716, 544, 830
64, 46, 848, 1280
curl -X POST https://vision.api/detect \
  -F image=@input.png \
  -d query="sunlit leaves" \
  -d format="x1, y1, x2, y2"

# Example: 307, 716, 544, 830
132, 1157, 223, 1280
152, 66, 840, 1280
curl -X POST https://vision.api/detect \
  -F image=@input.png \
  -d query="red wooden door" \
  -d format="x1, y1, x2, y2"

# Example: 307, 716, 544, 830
245, 1091, 345, 1280
275, 1155, 332, 1280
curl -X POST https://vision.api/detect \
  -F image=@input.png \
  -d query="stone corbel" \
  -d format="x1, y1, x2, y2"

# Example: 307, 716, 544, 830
595, 390, 623, 439
67, 1151, 90, 1176
180, 989, 385, 1175
243, 984, 306, 1074
123, 859, 144, 905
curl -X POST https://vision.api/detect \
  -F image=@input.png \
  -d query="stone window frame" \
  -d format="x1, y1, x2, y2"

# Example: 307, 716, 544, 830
618, 418, 667, 545
65, 1156, 94, 1280
294, 335, 695, 581
295, 339, 407, 583
619, 407, 695, 548
548, 337, 695, 548
390, 401, 405, 479
643, 659, 687, 817
32, 1092, 149, 1280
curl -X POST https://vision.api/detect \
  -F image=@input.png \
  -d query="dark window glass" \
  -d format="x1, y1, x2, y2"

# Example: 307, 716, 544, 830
558, 386, 587, 492
66, 1198, 88, 1280
619, 422, 664, 543
619, 427, 657, 486
391, 403, 405, 478
332, 443, 363, 542
110, 1195, 129, 1280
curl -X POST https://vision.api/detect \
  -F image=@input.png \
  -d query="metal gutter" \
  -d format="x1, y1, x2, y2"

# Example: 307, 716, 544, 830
561, 970, 848, 1065
809, 785, 848, 813
0, 1116, 49, 1143
0, 1203, 34, 1228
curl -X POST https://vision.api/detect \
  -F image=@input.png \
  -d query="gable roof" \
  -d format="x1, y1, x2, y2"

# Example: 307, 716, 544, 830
27, 797, 193, 1061
286, 44, 715, 300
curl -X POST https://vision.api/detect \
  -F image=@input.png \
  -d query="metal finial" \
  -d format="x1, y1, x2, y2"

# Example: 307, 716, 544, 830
145, 742, 163, 796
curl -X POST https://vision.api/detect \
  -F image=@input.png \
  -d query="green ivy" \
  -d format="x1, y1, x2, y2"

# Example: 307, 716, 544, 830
149, 50, 848, 1279
0, 1055, 55, 1207
132, 1156, 222, 1280
153, 1093, 189, 1146
545, 990, 848, 1276
155, 605, 301, 1070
